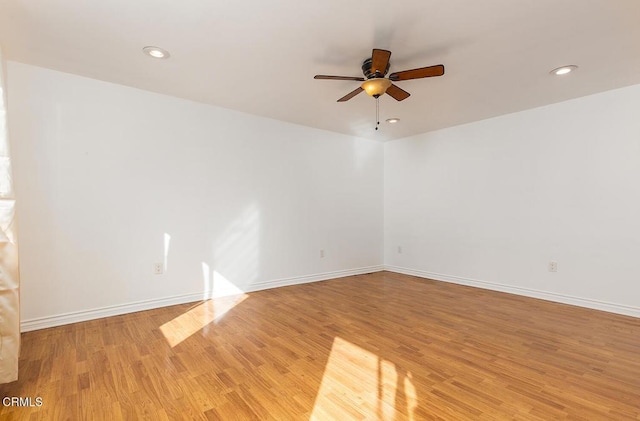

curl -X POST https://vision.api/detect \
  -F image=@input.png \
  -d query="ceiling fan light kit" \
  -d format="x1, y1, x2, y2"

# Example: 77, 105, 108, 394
362, 78, 392, 97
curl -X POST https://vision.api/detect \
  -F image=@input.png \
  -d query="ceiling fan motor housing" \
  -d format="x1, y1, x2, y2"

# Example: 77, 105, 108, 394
362, 58, 390, 79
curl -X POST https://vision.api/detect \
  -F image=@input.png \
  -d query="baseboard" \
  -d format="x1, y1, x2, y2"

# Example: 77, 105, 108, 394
20, 265, 384, 332
20, 292, 206, 332
384, 265, 640, 319
248, 265, 384, 291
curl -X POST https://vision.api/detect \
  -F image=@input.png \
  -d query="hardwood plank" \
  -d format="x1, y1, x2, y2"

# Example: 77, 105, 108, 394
1, 271, 640, 419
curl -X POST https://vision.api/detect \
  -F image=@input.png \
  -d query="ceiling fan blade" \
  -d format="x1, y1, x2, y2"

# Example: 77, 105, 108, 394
314, 75, 365, 81
371, 49, 391, 76
389, 64, 445, 81
337, 87, 364, 102
386, 84, 411, 101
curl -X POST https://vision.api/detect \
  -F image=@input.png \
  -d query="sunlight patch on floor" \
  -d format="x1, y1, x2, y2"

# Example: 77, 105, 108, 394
160, 294, 247, 347
310, 337, 417, 420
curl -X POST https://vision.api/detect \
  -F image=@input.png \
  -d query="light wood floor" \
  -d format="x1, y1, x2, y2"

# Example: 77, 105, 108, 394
2, 271, 640, 420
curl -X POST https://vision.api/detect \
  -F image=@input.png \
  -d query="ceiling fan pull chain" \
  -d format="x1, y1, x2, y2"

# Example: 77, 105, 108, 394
375, 97, 380, 131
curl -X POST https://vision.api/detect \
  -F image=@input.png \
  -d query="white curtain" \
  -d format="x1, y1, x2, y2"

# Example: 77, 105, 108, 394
0, 48, 20, 384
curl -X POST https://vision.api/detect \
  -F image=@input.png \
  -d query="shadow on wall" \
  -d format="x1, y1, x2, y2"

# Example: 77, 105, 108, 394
205, 202, 261, 297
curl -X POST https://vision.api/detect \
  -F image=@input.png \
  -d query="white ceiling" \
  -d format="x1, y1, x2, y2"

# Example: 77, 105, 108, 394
1, 0, 640, 141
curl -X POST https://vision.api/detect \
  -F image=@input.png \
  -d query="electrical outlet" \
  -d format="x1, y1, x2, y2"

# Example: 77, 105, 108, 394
398, 246, 402, 254
320, 249, 325, 258
548, 261, 558, 272
153, 263, 163, 274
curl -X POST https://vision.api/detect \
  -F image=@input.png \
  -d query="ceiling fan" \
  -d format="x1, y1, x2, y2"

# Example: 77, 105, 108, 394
314, 48, 445, 102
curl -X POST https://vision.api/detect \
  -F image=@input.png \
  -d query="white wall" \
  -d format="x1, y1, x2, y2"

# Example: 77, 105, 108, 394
9, 60, 640, 329
7, 62, 384, 328
385, 84, 640, 317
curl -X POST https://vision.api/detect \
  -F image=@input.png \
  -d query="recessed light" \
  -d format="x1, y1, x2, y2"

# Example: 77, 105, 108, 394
550, 65, 578, 76
386, 118, 400, 124
143, 46, 170, 59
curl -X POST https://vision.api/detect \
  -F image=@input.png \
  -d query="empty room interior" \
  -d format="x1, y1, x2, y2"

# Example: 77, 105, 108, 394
1, 0, 640, 419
